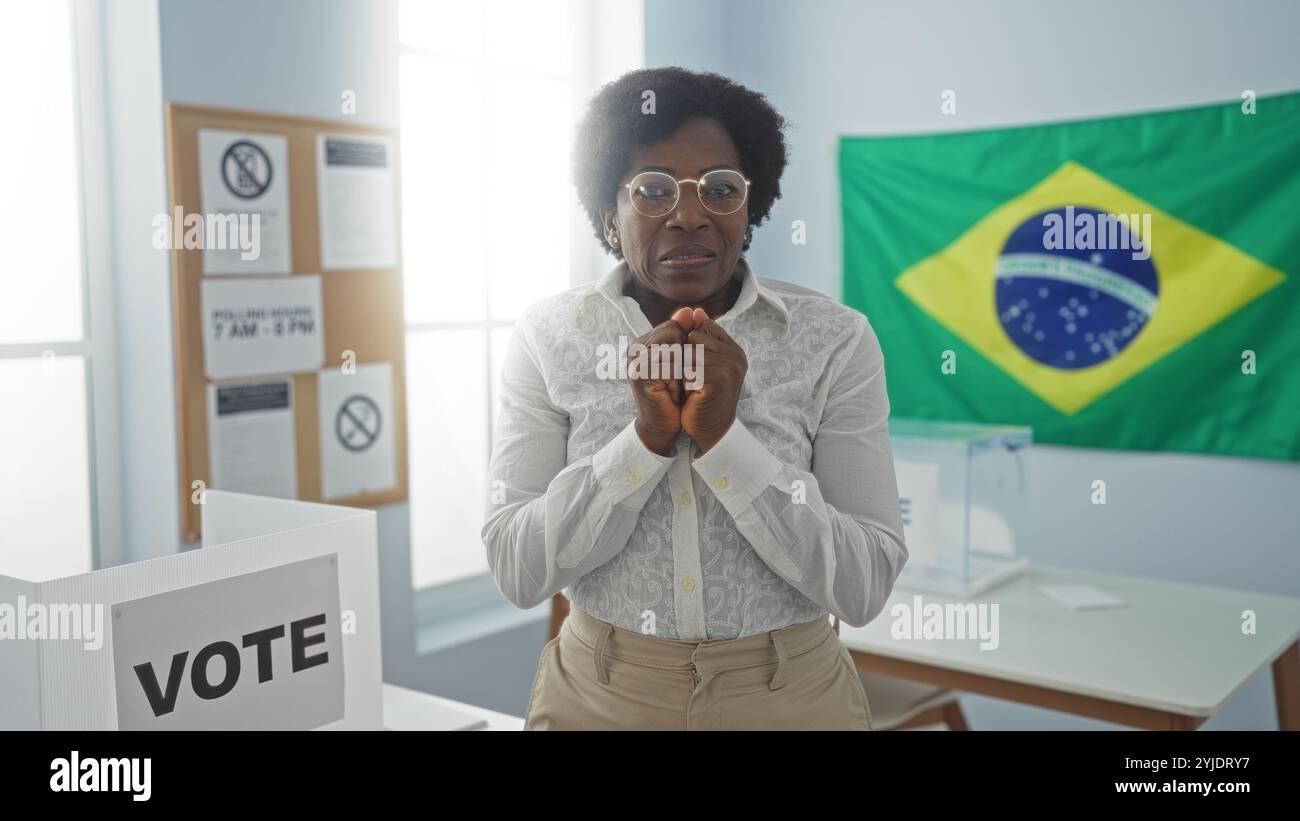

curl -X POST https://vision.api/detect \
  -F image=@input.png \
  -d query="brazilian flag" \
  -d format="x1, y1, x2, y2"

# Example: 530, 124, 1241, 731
841, 92, 1300, 461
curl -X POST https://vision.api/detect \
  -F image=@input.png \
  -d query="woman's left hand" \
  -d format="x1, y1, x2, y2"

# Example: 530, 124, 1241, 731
681, 307, 747, 456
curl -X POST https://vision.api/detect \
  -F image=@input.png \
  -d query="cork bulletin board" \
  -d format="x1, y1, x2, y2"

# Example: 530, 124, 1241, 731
165, 103, 408, 542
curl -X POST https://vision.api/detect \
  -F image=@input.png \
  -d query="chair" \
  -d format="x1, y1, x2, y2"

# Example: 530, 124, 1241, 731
546, 593, 968, 730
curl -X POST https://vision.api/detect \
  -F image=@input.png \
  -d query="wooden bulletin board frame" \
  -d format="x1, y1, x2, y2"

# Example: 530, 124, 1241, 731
165, 103, 408, 542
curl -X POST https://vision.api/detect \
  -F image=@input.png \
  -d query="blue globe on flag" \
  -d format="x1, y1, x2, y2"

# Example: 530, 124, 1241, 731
995, 206, 1159, 369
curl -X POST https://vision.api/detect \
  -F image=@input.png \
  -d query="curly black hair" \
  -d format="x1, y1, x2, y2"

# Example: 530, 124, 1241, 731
571, 66, 789, 259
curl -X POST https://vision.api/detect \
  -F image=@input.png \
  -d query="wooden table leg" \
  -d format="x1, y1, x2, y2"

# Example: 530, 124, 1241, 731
1272, 639, 1300, 731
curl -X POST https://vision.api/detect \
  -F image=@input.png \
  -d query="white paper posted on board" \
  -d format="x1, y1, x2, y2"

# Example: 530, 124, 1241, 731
317, 134, 398, 270
206, 379, 297, 499
197, 129, 292, 275
200, 275, 324, 380
317, 361, 397, 500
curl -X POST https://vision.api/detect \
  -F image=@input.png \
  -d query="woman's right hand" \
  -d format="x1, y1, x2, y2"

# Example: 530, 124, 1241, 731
628, 308, 696, 456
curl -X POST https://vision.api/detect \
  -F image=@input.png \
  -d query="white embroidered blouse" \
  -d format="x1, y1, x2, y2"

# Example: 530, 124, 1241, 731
481, 258, 907, 640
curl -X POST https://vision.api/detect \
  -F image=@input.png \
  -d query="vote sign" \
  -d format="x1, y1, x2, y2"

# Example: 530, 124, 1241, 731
110, 555, 344, 730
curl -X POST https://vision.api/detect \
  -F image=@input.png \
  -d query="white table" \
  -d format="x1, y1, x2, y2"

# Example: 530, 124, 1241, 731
838, 563, 1300, 730
382, 683, 524, 731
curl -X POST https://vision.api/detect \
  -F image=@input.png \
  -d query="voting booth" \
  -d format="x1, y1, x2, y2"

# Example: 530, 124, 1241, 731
0, 491, 382, 730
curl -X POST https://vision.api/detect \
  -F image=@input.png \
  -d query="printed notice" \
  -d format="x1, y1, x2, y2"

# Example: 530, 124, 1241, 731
895, 459, 940, 568
206, 379, 297, 499
316, 135, 398, 270
1039, 584, 1128, 611
197, 129, 292, 274
317, 361, 396, 500
200, 275, 324, 379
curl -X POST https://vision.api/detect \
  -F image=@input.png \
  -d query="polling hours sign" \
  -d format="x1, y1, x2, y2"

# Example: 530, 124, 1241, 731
200, 275, 324, 379
110, 555, 345, 730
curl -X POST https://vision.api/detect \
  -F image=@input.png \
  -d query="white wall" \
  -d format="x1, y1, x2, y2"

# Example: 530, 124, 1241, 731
159, 0, 399, 127
647, 0, 1300, 729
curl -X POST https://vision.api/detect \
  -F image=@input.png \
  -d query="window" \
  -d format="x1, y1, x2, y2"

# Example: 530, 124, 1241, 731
400, 0, 642, 595
0, 1, 111, 581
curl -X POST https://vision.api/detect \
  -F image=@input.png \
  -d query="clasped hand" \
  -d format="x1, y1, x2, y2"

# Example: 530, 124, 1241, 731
627, 306, 747, 457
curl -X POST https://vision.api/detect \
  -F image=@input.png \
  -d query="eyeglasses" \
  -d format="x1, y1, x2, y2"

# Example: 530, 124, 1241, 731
623, 169, 751, 218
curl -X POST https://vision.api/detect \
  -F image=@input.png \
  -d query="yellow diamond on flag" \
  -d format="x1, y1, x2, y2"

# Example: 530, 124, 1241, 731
895, 161, 1286, 415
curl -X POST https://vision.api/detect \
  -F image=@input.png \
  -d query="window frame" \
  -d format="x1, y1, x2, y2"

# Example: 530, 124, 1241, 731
0, 0, 122, 577
398, 3, 578, 597
397, 0, 643, 650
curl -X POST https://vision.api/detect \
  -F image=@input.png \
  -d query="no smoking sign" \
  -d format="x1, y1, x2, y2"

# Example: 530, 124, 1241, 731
335, 395, 382, 452
221, 140, 273, 199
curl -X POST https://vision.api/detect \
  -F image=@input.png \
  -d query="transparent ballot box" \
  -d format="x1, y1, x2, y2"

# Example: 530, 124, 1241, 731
888, 419, 1032, 596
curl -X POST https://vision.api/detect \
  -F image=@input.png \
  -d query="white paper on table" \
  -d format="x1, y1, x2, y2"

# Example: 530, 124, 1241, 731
197, 129, 292, 274
316, 134, 398, 270
206, 378, 297, 499
200, 275, 324, 379
383, 697, 488, 731
317, 361, 397, 500
1039, 584, 1128, 611
894, 459, 940, 567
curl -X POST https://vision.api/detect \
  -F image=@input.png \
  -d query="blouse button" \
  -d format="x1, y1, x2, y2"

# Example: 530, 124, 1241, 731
682, 577, 696, 592
679, 492, 692, 506
713, 476, 729, 490
628, 470, 641, 484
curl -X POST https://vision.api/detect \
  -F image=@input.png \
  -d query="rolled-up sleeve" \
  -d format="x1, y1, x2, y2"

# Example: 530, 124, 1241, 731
481, 317, 675, 609
690, 317, 908, 627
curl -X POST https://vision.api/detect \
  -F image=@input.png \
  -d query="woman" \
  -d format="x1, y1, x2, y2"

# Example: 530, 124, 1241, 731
482, 67, 907, 730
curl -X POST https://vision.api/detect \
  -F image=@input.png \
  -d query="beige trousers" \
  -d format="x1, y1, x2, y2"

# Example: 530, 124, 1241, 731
524, 604, 874, 730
